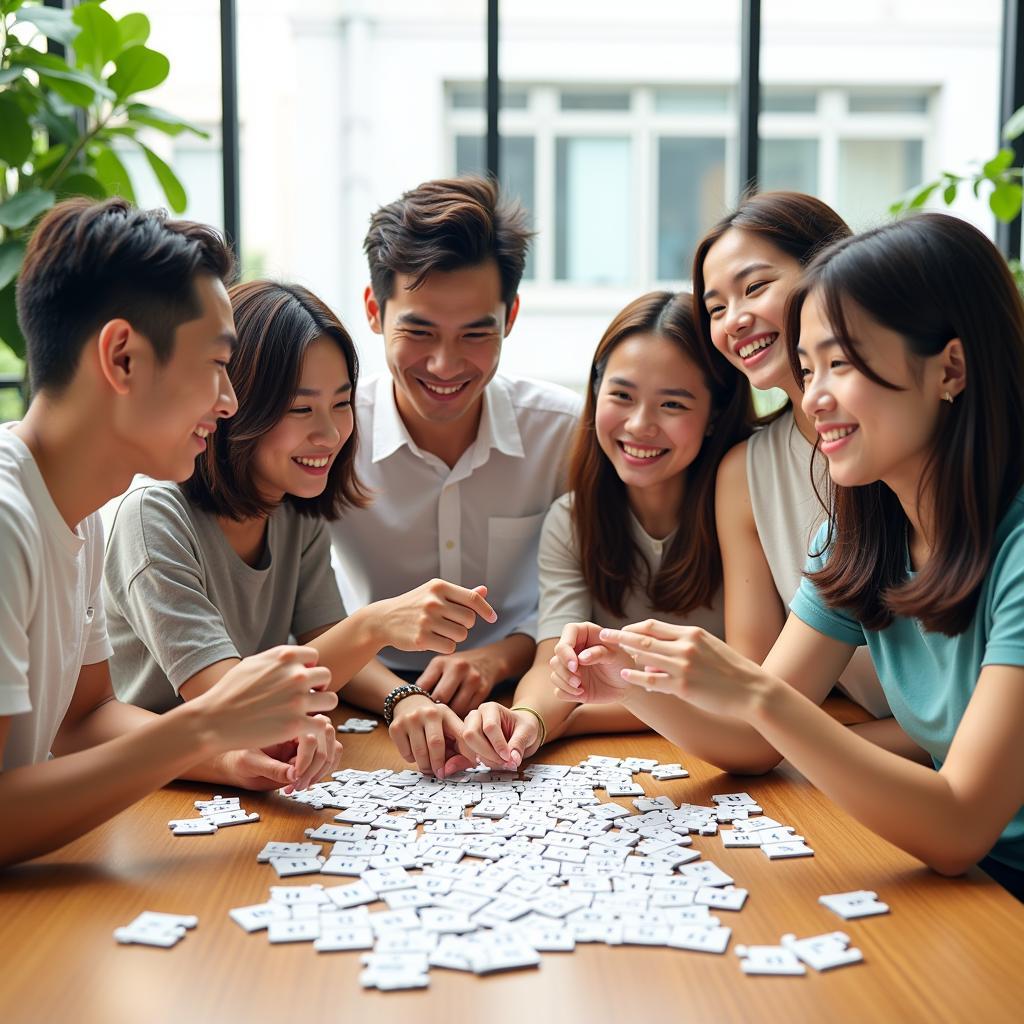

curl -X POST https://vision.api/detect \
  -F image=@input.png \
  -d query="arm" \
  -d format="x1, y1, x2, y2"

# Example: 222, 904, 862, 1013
0, 646, 336, 867
715, 442, 787, 663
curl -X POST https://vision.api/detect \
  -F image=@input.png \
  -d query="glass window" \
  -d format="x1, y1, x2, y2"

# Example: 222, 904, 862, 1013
763, 90, 817, 113
654, 87, 732, 114
760, 138, 819, 194
657, 137, 726, 280
555, 137, 631, 283
848, 92, 929, 114
449, 83, 529, 109
559, 90, 631, 112
838, 139, 924, 228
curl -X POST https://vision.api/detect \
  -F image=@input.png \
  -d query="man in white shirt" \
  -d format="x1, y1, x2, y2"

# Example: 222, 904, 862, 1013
0, 198, 340, 868
330, 177, 582, 777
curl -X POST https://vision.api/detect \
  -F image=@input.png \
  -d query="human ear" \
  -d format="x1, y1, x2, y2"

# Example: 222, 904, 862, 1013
504, 294, 521, 336
95, 319, 135, 396
364, 286, 384, 334
938, 337, 966, 400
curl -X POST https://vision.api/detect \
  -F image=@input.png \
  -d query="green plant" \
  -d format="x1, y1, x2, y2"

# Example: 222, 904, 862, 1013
0, 0, 205, 359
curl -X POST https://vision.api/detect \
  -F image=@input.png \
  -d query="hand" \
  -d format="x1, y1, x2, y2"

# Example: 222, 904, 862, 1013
605, 619, 767, 719
220, 716, 343, 792
372, 581, 497, 654
549, 621, 634, 704
192, 645, 336, 754
458, 703, 543, 771
415, 645, 502, 717
388, 695, 468, 779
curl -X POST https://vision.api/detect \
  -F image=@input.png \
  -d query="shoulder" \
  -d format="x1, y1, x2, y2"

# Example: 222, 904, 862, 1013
105, 482, 202, 578
496, 374, 583, 422
354, 373, 385, 413
716, 438, 751, 493
990, 491, 1024, 571
0, 434, 43, 560
542, 493, 574, 535
109, 481, 194, 538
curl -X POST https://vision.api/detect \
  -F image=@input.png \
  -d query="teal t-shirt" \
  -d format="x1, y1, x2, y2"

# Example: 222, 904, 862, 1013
790, 491, 1024, 872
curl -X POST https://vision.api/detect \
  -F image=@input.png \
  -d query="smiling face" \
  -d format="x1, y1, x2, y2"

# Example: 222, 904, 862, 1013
249, 336, 354, 505
365, 260, 518, 449
125, 274, 238, 482
594, 333, 713, 504
701, 227, 805, 393
797, 290, 949, 495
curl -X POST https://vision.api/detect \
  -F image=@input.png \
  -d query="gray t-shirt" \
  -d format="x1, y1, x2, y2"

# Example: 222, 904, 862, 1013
104, 482, 345, 713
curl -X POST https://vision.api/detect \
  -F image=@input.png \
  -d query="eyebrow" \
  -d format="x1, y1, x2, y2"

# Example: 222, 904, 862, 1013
607, 376, 696, 400
295, 382, 352, 397
702, 262, 774, 301
795, 337, 842, 356
215, 330, 238, 353
395, 312, 500, 330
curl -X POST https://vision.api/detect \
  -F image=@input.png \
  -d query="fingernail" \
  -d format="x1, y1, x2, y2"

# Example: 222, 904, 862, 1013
620, 669, 630, 680
511, 750, 522, 766
569, 660, 578, 672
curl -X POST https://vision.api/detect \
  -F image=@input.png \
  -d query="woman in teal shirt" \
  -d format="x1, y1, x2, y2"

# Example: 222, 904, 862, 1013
549, 213, 1024, 898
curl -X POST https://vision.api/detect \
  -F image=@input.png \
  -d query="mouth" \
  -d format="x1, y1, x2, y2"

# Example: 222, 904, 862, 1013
292, 454, 332, 475
735, 333, 778, 363
417, 378, 471, 401
818, 424, 858, 454
617, 441, 669, 464
192, 424, 213, 449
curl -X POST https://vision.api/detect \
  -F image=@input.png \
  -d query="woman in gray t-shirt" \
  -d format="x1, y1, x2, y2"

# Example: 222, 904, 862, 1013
105, 281, 495, 789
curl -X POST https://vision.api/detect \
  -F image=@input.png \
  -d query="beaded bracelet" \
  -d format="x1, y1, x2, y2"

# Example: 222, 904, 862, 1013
383, 683, 434, 726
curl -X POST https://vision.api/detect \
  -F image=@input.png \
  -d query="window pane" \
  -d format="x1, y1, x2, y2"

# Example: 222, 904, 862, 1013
456, 135, 536, 280
848, 93, 929, 114
760, 138, 819, 194
555, 137, 631, 284
763, 90, 817, 113
559, 90, 631, 112
449, 84, 529, 110
654, 88, 731, 114
838, 139, 924, 228
657, 137, 725, 280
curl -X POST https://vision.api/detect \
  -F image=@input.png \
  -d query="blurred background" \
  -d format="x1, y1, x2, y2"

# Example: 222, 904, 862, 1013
1, 0, 1019, 411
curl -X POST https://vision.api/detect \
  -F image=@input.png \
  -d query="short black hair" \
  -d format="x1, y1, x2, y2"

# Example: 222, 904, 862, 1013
183, 280, 370, 522
16, 197, 235, 394
364, 175, 532, 314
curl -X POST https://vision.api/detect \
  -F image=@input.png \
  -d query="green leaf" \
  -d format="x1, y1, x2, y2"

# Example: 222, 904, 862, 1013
108, 45, 170, 100
137, 142, 186, 212
93, 148, 136, 204
990, 181, 1024, 222
0, 188, 56, 230
17, 5, 82, 48
117, 13, 150, 51
942, 181, 958, 205
14, 52, 115, 105
0, 93, 33, 166
1003, 104, 1024, 142
32, 143, 68, 173
908, 182, 939, 209
982, 147, 1016, 178
0, 241, 25, 292
0, 282, 26, 361
56, 171, 107, 201
125, 103, 208, 139
0, 68, 24, 86
72, 2, 121, 74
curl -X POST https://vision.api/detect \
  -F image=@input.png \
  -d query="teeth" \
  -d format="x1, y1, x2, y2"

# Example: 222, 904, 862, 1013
194, 426, 210, 439
423, 381, 465, 395
294, 456, 330, 468
738, 335, 778, 359
622, 444, 666, 460
821, 427, 856, 443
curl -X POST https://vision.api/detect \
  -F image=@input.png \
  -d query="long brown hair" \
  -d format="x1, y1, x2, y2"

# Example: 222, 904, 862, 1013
569, 291, 753, 617
184, 280, 370, 522
785, 213, 1024, 635
691, 191, 851, 420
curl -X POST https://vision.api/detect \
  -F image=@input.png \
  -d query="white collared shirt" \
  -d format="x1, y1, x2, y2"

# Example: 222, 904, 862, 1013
329, 373, 582, 672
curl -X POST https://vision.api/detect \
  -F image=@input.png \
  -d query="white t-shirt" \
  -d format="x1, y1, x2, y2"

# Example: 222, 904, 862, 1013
330, 373, 582, 673
0, 427, 112, 771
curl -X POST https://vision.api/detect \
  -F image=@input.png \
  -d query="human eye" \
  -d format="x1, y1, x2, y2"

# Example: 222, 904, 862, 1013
746, 280, 769, 296
799, 366, 812, 380
706, 303, 725, 319
662, 400, 689, 411
333, 399, 352, 410
289, 405, 312, 415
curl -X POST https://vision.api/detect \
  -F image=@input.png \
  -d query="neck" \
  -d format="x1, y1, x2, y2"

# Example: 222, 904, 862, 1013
394, 383, 483, 469
216, 512, 270, 566
13, 394, 137, 530
776, 377, 818, 444
886, 463, 935, 571
627, 475, 685, 540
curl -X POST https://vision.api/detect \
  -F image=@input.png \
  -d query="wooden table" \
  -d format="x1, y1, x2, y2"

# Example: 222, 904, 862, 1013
2, 704, 1022, 1024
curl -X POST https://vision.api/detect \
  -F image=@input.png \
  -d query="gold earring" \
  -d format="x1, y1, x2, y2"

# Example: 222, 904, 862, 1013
942, 391, 954, 404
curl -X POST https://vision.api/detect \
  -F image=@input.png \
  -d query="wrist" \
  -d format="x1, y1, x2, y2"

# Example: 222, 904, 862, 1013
748, 671, 787, 728
174, 697, 224, 760
351, 604, 387, 653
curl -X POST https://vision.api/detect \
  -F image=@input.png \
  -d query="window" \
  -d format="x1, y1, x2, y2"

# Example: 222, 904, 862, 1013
448, 83, 933, 287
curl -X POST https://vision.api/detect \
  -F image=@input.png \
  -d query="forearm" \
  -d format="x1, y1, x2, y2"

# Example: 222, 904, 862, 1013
342, 657, 405, 714
751, 678, 982, 873
618, 687, 783, 775
848, 717, 932, 765
511, 660, 577, 746
309, 607, 383, 692
487, 632, 536, 683
0, 701, 219, 867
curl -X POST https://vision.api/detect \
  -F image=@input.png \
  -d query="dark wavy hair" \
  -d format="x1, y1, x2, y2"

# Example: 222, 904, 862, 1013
785, 213, 1024, 635
568, 291, 754, 617
184, 280, 369, 522
364, 175, 532, 314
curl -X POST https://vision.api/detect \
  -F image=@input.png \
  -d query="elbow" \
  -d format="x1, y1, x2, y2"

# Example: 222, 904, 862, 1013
711, 754, 781, 777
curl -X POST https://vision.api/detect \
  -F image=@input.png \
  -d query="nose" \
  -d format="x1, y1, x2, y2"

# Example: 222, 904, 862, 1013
625, 403, 659, 438
801, 373, 835, 421
426, 339, 463, 380
311, 408, 344, 448
217, 371, 238, 419
724, 304, 753, 339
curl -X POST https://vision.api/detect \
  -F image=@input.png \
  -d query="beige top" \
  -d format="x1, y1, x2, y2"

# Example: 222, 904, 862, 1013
537, 493, 725, 642
746, 411, 891, 718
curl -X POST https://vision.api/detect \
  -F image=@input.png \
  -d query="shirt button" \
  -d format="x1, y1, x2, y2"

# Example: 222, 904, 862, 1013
445, 540, 455, 550
653, 542, 662, 553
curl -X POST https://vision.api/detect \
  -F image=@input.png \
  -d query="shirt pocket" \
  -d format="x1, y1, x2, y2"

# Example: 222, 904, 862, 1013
486, 512, 547, 604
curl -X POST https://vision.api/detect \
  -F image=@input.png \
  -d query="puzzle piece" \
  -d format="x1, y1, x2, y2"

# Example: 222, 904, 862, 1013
782, 931, 864, 971
735, 943, 806, 975
818, 890, 890, 920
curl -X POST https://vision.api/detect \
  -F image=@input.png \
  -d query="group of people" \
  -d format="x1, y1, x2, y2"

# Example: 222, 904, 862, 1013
1, 175, 1022, 902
